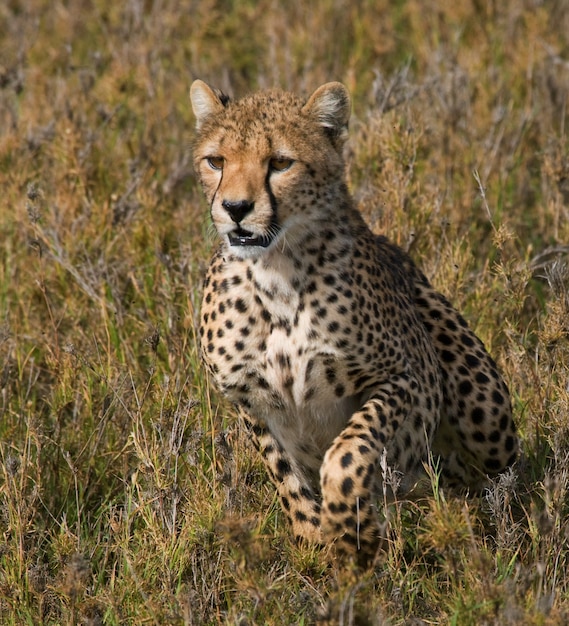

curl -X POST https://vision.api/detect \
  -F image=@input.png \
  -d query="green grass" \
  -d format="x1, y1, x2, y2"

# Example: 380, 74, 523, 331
1, 0, 569, 623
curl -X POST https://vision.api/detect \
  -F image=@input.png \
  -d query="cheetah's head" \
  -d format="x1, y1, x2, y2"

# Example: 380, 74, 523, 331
190, 80, 351, 258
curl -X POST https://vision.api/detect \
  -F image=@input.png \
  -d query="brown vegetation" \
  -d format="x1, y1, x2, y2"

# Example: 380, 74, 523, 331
1, 0, 569, 623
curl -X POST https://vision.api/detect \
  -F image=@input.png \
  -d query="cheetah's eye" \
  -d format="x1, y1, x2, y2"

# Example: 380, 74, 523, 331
206, 156, 224, 170
269, 157, 294, 172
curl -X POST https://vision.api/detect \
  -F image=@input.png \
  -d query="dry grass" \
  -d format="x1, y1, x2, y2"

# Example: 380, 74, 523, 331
1, 0, 569, 624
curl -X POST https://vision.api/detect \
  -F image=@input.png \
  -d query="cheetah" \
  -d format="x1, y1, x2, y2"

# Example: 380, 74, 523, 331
190, 79, 518, 558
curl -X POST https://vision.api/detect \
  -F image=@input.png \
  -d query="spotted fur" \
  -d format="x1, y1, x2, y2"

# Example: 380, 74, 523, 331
190, 80, 518, 557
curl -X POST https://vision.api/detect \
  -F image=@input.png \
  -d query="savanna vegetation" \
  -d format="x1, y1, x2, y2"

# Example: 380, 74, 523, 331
1, 0, 569, 623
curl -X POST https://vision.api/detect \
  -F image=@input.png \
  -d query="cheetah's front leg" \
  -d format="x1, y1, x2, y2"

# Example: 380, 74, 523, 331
238, 408, 323, 544
320, 374, 431, 555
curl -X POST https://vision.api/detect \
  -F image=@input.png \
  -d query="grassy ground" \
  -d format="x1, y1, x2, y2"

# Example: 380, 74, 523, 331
1, 0, 569, 624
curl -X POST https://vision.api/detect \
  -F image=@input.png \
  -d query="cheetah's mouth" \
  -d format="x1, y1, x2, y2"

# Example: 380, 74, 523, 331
228, 227, 276, 248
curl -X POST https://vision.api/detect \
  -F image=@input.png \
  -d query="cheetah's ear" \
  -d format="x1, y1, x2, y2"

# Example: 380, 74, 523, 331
190, 80, 230, 129
302, 82, 351, 145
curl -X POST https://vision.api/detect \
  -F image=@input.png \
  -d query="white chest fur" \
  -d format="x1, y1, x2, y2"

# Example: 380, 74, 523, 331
203, 252, 358, 472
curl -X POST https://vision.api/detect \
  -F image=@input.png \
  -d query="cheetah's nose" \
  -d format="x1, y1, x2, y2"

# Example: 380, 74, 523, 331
222, 199, 254, 224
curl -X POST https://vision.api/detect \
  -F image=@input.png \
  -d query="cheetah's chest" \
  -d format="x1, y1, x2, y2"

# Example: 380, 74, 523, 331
209, 289, 352, 412
201, 263, 359, 467
235, 321, 359, 471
